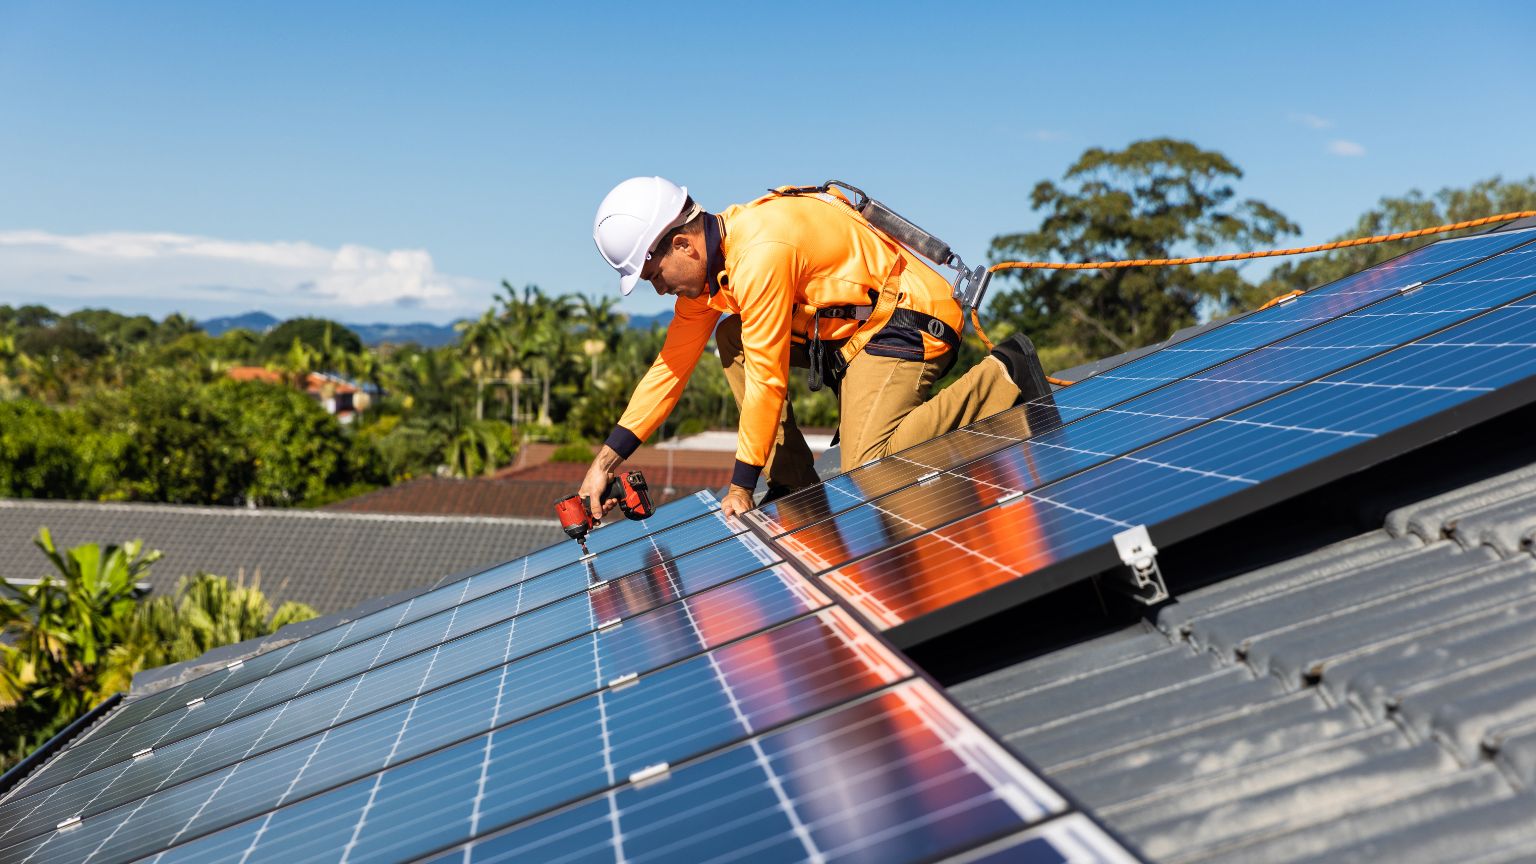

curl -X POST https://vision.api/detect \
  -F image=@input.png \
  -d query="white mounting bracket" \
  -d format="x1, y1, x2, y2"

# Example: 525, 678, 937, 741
1110, 525, 1169, 606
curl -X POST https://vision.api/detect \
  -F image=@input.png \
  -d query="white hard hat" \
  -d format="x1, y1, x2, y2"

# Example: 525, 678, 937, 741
593, 176, 690, 296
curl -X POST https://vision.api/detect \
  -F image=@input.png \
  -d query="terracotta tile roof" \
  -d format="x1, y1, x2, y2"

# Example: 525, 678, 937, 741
498, 461, 734, 490
322, 475, 720, 521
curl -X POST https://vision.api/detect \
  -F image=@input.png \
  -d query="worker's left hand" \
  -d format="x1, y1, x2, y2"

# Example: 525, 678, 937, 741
720, 484, 754, 518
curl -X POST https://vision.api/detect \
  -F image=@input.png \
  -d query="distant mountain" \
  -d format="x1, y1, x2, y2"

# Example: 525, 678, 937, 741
198, 308, 673, 347
199, 311, 460, 347
626, 310, 674, 330
347, 321, 461, 347
200, 311, 279, 336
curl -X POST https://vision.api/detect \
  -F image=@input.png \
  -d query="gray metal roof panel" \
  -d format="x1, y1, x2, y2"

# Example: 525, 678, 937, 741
1329, 591, 1536, 721
1051, 696, 1352, 807
1004, 669, 1286, 771
1176, 765, 1516, 864
968, 649, 1225, 734
1491, 724, 1536, 786
1448, 495, 1536, 556
1181, 541, 1486, 657
1383, 462, 1536, 542
1100, 726, 1418, 830
1286, 791, 1536, 864
1156, 533, 1424, 636
0, 499, 565, 614
1253, 556, 1536, 689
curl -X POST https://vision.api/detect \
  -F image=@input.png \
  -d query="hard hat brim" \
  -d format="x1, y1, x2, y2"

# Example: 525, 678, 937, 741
619, 269, 642, 296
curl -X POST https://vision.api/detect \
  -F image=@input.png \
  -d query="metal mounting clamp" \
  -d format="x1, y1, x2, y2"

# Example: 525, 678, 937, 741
1110, 525, 1169, 606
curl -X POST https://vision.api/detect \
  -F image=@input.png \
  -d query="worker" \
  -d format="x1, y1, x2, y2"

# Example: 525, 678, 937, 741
579, 176, 1045, 518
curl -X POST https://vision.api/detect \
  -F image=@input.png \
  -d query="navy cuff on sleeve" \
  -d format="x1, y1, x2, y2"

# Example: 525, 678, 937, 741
731, 460, 763, 490
604, 425, 642, 459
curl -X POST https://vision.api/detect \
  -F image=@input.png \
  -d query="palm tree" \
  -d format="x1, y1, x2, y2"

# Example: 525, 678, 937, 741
573, 294, 627, 383
457, 309, 510, 422
0, 529, 158, 738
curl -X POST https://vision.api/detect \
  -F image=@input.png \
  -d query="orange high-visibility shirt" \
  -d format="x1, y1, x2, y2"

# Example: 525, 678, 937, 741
606, 192, 961, 488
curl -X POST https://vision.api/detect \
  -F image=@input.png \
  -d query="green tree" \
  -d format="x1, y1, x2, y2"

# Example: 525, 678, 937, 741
1260, 175, 1536, 297
0, 401, 89, 498
204, 379, 373, 505
988, 138, 1298, 368
0, 529, 158, 763
0, 531, 318, 770
258, 317, 363, 360
445, 419, 519, 478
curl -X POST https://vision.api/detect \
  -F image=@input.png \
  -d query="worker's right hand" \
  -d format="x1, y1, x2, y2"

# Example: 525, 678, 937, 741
578, 463, 618, 521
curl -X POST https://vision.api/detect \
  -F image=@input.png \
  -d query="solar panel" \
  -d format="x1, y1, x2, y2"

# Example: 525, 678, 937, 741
428, 490, 723, 591
1, 484, 1133, 862
10, 508, 756, 798
773, 236, 1536, 574
137, 682, 1078, 864
752, 229, 1536, 536
804, 240, 1536, 642
0, 560, 808, 845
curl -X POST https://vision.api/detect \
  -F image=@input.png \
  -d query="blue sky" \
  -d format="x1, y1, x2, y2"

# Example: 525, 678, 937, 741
2, 0, 1532, 324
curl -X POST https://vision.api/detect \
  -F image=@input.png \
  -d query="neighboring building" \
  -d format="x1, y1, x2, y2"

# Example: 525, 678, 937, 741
0, 499, 563, 613
225, 367, 374, 421
324, 440, 739, 520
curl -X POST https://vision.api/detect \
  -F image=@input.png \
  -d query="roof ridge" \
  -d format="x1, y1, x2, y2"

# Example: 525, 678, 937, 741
0, 498, 557, 527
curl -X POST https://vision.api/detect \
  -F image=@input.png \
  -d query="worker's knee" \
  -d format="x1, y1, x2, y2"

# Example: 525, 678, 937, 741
715, 315, 743, 365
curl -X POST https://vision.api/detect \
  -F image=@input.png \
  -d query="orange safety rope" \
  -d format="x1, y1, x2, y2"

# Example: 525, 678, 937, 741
990, 210, 1536, 388
989, 211, 1536, 273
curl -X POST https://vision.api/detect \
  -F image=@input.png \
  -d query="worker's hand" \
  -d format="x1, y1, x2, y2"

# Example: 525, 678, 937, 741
578, 463, 618, 521
720, 484, 754, 519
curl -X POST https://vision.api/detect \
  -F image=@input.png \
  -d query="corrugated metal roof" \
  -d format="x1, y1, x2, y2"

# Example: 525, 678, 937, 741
951, 458, 1536, 863
0, 499, 565, 614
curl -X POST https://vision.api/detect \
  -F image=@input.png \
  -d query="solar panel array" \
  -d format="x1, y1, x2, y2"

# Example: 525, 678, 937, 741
0, 493, 1136, 863
14, 229, 1536, 862
751, 228, 1536, 644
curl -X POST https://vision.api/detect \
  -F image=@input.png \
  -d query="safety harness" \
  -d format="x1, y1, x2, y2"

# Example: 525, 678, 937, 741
768, 183, 976, 392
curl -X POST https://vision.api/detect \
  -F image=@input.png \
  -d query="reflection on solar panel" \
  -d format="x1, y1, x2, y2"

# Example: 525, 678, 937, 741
0, 493, 1135, 862
753, 229, 1536, 538
766, 231, 1536, 644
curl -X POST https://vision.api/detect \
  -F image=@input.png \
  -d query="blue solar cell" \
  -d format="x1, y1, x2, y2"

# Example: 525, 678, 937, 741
754, 230, 1535, 536
780, 242, 1536, 577
819, 261, 1536, 636
16, 519, 769, 799
429, 490, 722, 591
0, 553, 805, 834
73, 502, 734, 756
428, 682, 1062, 864
27, 610, 899, 863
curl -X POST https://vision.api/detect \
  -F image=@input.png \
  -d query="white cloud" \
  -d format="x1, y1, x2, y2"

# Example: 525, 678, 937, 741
1025, 129, 1067, 142
1327, 139, 1367, 157
1289, 112, 1333, 130
0, 230, 492, 321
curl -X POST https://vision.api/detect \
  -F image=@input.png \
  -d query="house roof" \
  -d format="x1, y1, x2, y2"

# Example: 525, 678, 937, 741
950, 432, 1536, 863
0, 499, 564, 614
322, 473, 721, 519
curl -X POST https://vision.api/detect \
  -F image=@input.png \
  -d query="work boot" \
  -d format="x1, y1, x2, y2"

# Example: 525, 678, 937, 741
989, 333, 1053, 405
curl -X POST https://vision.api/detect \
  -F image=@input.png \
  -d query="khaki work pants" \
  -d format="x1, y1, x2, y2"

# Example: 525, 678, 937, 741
715, 314, 1022, 489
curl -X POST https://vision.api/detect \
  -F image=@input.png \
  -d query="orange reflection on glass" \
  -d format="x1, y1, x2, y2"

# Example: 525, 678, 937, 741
824, 494, 1055, 629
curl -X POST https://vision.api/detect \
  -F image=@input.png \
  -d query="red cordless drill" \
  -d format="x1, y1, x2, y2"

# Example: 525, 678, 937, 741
554, 470, 654, 555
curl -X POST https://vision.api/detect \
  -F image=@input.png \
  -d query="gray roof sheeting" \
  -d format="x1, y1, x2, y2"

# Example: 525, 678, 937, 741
0, 500, 565, 614
952, 458, 1536, 864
